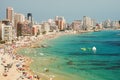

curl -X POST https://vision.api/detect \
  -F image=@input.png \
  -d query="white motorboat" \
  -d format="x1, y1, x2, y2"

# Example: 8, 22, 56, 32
92, 46, 96, 53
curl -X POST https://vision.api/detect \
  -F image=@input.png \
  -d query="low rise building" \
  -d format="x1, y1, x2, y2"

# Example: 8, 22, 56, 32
71, 20, 83, 31
32, 24, 42, 36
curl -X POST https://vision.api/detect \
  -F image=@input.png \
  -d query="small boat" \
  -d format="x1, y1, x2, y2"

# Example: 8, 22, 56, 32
92, 46, 96, 53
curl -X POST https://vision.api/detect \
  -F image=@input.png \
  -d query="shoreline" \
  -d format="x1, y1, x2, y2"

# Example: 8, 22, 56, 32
18, 32, 77, 80
0, 30, 97, 80
17, 31, 84, 80
0, 33, 59, 80
0, 29, 99, 80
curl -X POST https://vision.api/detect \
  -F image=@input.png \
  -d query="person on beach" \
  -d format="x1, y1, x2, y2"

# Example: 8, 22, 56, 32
2, 71, 8, 77
6, 63, 13, 71
27, 75, 33, 80
34, 75, 40, 80
17, 72, 28, 80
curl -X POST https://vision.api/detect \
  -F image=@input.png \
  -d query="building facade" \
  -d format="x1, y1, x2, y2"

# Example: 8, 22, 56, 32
55, 16, 66, 31
82, 16, 95, 30
32, 24, 41, 36
111, 21, 119, 29
41, 22, 50, 34
1, 24, 12, 41
14, 13, 25, 27
71, 20, 83, 31
6, 7, 14, 25
0, 21, 2, 40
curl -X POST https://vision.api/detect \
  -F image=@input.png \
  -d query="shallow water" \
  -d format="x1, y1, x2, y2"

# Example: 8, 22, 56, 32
18, 30, 120, 80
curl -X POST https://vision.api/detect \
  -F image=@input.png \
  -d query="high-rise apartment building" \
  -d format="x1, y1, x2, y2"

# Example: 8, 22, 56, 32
6, 7, 14, 25
14, 13, 25, 23
1, 20, 12, 41
41, 22, 50, 34
82, 16, 95, 30
48, 19, 58, 32
0, 21, 2, 40
27, 13, 32, 22
55, 16, 66, 31
14, 13, 25, 28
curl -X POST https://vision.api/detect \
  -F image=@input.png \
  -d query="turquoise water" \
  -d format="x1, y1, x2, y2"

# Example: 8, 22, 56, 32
18, 30, 120, 80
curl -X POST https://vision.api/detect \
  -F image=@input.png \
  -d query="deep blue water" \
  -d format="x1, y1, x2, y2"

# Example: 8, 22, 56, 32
19, 30, 120, 80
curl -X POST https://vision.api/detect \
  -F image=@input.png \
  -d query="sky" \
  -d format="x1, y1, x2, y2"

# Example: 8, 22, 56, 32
0, 0, 120, 23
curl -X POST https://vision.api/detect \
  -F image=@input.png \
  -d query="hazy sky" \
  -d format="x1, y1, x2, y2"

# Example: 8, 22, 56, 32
0, 0, 120, 23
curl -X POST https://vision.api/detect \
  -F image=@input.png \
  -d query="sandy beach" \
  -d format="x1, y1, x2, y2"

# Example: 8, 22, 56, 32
0, 31, 76, 80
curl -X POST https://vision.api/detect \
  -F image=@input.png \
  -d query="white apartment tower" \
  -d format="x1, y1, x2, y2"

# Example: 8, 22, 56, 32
83, 16, 94, 30
1, 24, 12, 41
14, 13, 25, 27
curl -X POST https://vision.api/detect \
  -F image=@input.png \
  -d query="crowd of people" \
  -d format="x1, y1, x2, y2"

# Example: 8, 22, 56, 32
0, 35, 49, 80
0, 32, 67, 80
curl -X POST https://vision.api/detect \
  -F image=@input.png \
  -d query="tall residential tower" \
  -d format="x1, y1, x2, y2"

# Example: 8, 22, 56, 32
6, 7, 14, 25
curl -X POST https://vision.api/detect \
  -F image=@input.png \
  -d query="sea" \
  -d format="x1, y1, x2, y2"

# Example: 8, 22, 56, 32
18, 30, 120, 80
